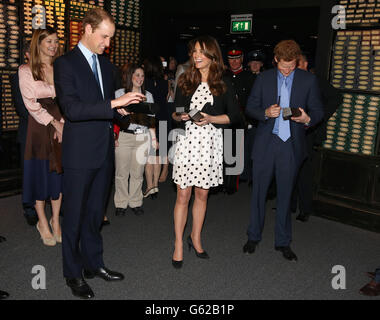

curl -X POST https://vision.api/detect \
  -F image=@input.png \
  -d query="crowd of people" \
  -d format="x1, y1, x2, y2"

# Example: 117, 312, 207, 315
1, 7, 379, 299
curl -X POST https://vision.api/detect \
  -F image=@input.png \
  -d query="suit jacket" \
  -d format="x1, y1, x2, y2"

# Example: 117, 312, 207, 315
174, 76, 243, 130
311, 77, 342, 145
246, 68, 324, 166
10, 72, 29, 144
54, 46, 115, 169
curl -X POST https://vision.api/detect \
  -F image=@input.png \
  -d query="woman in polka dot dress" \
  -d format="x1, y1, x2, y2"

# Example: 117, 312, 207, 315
171, 35, 242, 268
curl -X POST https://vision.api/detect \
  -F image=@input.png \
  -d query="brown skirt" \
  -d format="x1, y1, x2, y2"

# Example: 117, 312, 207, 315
24, 97, 63, 174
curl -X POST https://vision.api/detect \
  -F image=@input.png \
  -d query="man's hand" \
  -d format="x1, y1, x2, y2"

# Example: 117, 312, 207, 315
265, 104, 281, 118
291, 107, 311, 124
111, 92, 145, 109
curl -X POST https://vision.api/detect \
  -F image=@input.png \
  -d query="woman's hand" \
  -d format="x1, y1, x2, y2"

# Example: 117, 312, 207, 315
117, 109, 131, 117
52, 119, 64, 135
195, 112, 212, 126
172, 112, 190, 122
53, 130, 62, 143
151, 138, 159, 150
115, 139, 119, 147
51, 119, 63, 143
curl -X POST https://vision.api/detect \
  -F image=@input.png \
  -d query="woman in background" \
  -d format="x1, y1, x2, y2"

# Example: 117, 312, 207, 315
114, 64, 157, 216
144, 56, 171, 185
19, 27, 63, 246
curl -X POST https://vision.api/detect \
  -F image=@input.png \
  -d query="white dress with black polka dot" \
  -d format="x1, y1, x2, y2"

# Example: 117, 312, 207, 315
173, 83, 224, 189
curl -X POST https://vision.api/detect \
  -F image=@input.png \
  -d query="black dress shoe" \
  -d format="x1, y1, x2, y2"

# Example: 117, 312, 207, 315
131, 206, 144, 216
24, 214, 38, 226
115, 208, 126, 216
0, 290, 9, 299
0, 235, 6, 243
243, 240, 258, 254
275, 246, 298, 262
296, 212, 310, 222
360, 280, 380, 296
83, 267, 124, 281
66, 278, 94, 299
101, 220, 110, 227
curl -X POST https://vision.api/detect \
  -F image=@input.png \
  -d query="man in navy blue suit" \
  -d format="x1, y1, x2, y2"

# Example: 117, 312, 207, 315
54, 8, 144, 299
243, 40, 324, 261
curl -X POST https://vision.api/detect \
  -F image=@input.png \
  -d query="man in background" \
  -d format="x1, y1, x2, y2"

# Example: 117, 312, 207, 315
247, 49, 265, 76
224, 47, 255, 193
292, 53, 342, 222
10, 40, 38, 226
240, 49, 266, 183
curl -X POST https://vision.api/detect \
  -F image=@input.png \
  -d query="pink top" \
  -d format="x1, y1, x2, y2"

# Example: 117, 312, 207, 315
18, 64, 57, 126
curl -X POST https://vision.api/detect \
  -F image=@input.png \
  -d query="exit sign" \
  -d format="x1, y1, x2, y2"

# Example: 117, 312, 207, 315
230, 14, 253, 34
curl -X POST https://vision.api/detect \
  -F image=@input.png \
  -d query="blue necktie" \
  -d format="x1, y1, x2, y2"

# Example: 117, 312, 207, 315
92, 54, 101, 88
273, 78, 291, 142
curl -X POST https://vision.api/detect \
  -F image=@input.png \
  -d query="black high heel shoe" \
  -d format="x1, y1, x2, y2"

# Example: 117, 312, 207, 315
171, 259, 183, 269
187, 236, 209, 259
172, 248, 183, 269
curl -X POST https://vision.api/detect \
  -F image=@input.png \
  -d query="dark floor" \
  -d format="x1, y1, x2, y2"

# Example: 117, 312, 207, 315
0, 179, 379, 300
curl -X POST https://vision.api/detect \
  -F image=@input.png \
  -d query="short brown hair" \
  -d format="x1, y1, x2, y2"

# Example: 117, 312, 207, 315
274, 40, 301, 62
82, 8, 114, 33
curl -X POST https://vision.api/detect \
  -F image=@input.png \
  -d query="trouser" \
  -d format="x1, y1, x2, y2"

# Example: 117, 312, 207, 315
247, 135, 299, 247
375, 267, 380, 284
62, 148, 113, 279
291, 135, 314, 214
240, 127, 256, 182
114, 131, 148, 209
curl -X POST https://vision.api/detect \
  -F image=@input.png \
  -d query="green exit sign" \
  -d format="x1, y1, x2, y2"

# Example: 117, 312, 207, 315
231, 21, 251, 32
230, 14, 253, 34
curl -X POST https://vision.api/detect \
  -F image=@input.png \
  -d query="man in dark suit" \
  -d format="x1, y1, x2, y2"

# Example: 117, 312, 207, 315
0, 235, 9, 299
0, 81, 9, 300
292, 53, 342, 222
54, 8, 144, 299
243, 40, 324, 261
10, 41, 38, 226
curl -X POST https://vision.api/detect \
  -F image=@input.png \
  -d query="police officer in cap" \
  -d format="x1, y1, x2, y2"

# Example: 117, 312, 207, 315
247, 49, 265, 76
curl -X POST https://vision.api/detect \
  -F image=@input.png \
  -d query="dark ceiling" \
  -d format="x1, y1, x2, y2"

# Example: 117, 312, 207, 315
142, 1, 321, 64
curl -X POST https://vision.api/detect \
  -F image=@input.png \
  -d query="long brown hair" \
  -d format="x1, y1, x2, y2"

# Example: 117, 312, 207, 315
178, 35, 226, 96
29, 27, 62, 81
122, 63, 145, 94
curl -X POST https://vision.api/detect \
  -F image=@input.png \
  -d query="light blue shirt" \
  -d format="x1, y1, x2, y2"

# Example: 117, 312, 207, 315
277, 69, 295, 100
272, 70, 295, 136
78, 41, 104, 98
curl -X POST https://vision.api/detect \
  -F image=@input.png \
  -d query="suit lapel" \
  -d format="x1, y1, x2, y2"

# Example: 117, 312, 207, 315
72, 46, 103, 99
98, 56, 110, 99
272, 69, 278, 106
289, 69, 300, 133
289, 68, 299, 108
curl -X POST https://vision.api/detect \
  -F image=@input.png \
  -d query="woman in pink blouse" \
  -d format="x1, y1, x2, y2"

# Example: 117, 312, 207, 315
19, 27, 63, 246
